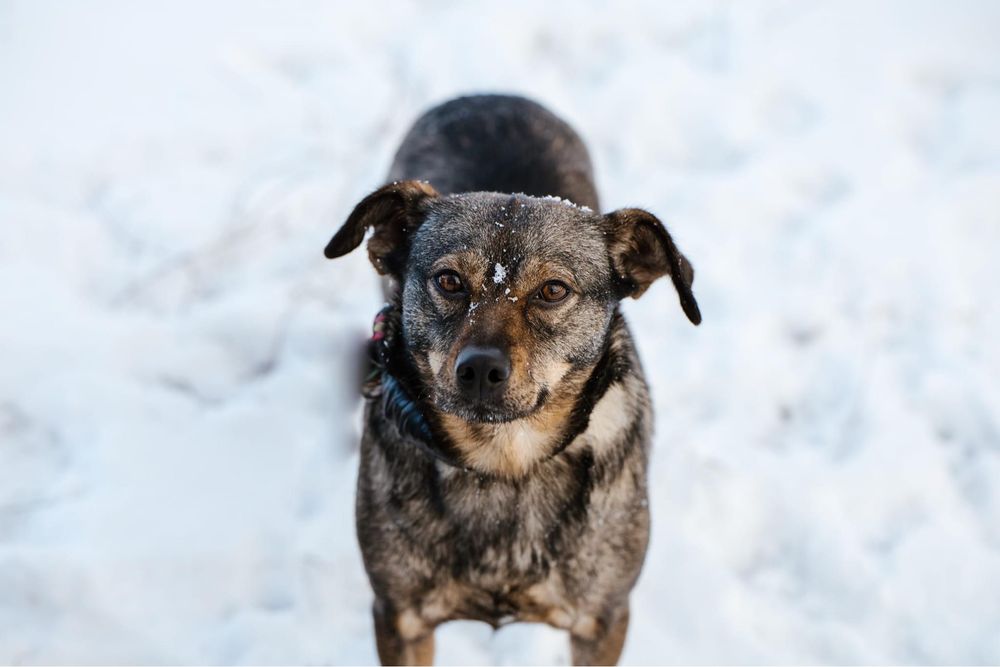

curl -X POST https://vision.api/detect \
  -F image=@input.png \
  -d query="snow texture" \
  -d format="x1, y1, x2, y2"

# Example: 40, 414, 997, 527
539, 195, 593, 213
2, 0, 1000, 664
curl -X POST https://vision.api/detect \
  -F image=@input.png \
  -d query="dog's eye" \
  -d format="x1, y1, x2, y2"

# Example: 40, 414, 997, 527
434, 270, 465, 295
537, 281, 570, 303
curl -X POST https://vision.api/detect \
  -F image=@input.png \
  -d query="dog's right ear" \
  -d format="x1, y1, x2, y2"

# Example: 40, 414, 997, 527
324, 180, 439, 276
604, 207, 701, 325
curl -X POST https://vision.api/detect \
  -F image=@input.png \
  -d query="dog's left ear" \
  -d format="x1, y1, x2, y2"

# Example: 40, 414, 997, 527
324, 180, 439, 276
604, 208, 701, 325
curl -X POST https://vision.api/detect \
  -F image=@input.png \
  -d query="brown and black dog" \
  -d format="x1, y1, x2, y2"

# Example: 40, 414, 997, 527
325, 95, 700, 666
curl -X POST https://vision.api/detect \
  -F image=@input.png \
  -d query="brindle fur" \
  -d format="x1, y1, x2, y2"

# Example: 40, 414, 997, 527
325, 95, 700, 665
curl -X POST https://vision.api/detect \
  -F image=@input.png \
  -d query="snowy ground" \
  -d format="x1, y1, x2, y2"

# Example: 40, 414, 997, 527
2, 1, 1000, 664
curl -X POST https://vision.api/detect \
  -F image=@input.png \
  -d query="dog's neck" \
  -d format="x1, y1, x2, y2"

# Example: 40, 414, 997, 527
369, 304, 627, 477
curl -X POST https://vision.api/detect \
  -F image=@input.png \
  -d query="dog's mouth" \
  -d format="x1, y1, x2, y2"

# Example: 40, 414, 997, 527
436, 387, 549, 425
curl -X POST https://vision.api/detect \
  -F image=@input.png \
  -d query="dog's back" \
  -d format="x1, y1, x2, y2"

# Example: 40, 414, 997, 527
388, 94, 600, 210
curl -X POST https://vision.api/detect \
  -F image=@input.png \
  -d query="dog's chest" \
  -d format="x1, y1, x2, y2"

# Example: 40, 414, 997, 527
433, 460, 581, 564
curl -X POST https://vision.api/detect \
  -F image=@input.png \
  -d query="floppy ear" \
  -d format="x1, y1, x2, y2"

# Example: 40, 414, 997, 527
604, 207, 701, 325
324, 180, 439, 276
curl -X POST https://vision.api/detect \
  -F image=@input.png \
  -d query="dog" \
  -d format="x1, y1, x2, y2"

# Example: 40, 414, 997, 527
324, 94, 700, 666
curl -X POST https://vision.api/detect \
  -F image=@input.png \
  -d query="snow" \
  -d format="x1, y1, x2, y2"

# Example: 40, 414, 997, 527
492, 263, 508, 285
2, 0, 1000, 664
538, 194, 594, 214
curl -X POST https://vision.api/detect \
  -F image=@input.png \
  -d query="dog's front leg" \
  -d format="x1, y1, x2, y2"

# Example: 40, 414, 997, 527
570, 603, 630, 666
372, 598, 436, 666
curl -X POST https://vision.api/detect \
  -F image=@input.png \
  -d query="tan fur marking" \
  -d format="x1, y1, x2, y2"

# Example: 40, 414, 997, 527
571, 608, 630, 665
574, 382, 633, 454
571, 614, 600, 640
547, 608, 574, 629
442, 412, 556, 477
409, 635, 435, 666
427, 350, 445, 375
396, 608, 426, 641
534, 358, 571, 389
419, 583, 463, 624
521, 579, 575, 629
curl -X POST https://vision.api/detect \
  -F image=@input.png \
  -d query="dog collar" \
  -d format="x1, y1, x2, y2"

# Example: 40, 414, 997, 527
364, 304, 472, 469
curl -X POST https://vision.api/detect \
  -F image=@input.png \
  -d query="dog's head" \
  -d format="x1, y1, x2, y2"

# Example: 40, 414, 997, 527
326, 181, 700, 472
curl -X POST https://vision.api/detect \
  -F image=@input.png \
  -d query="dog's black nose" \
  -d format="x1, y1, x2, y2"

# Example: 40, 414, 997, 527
455, 346, 511, 401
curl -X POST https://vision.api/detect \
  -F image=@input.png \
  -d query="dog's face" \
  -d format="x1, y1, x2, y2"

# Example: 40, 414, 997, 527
326, 181, 700, 468
401, 192, 616, 424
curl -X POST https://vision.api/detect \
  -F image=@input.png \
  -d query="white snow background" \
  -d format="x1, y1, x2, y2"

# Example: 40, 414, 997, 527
2, 0, 999, 664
